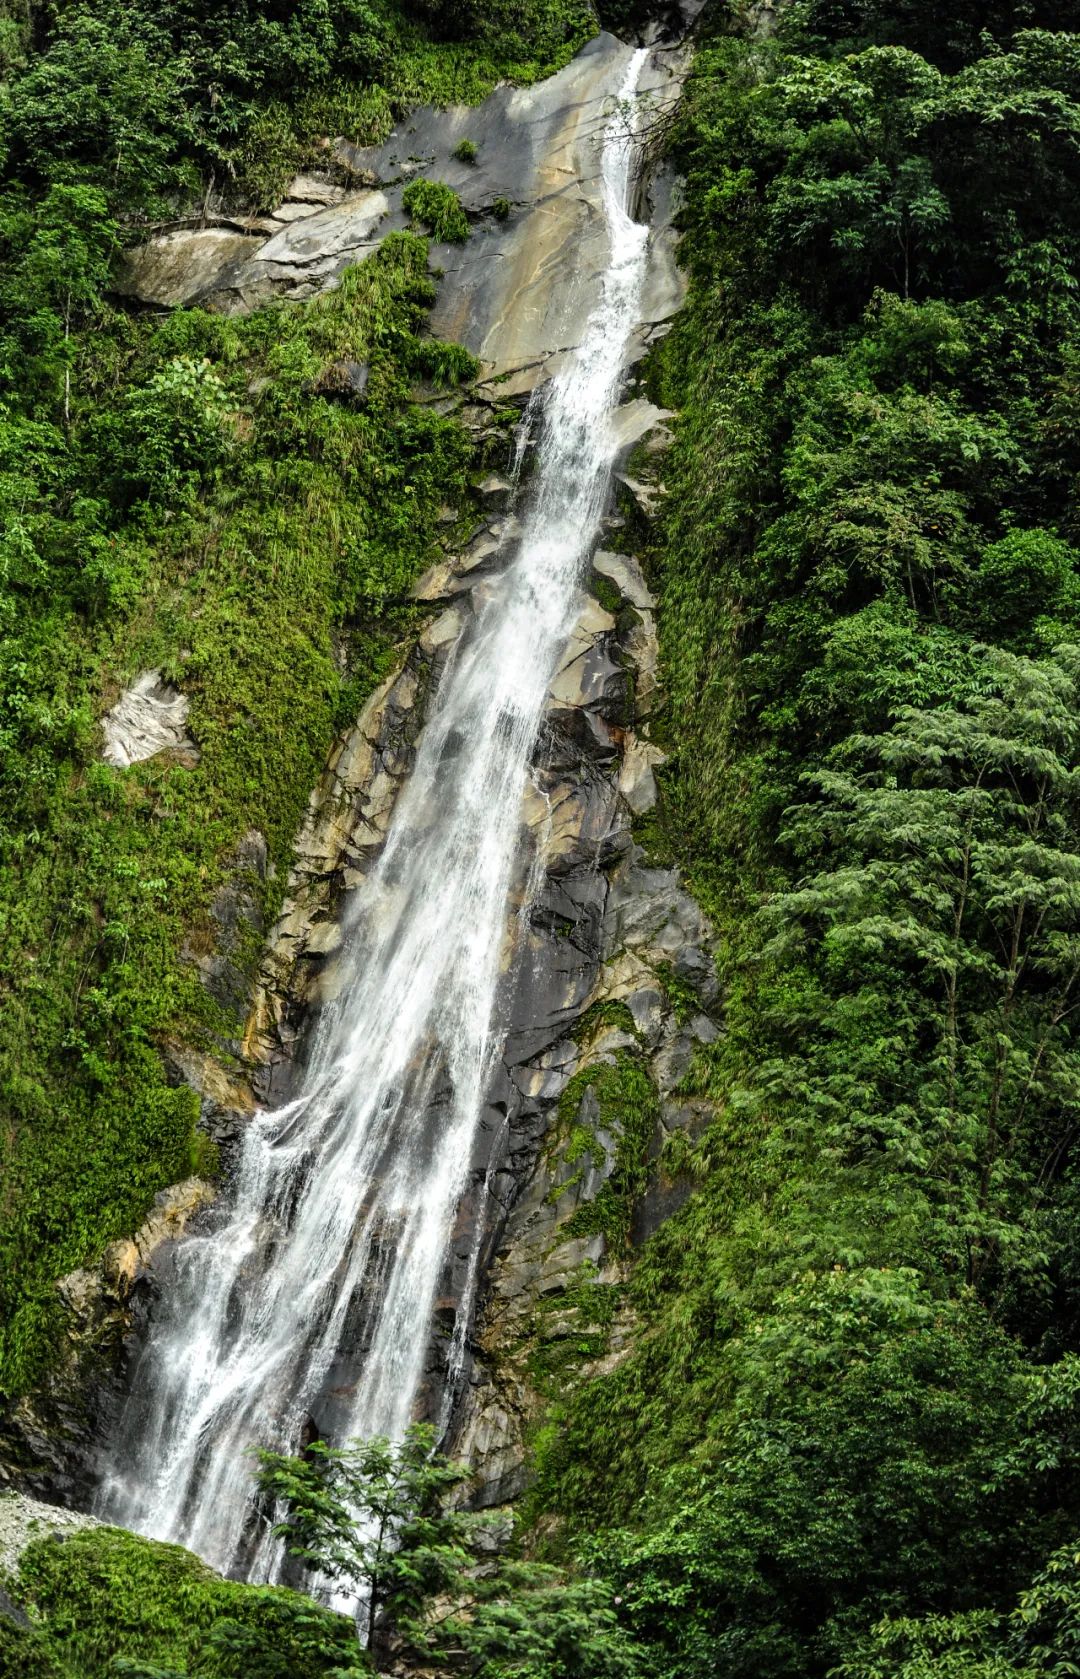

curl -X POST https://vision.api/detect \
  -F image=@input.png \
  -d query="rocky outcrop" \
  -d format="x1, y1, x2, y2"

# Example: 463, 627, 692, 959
101, 671, 199, 768
2, 1180, 214, 1501
243, 599, 468, 1102
112, 176, 361, 305
0, 1491, 101, 1581
114, 229, 268, 309
440, 444, 720, 1505
748, 0, 787, 35
115, 31, 690, 397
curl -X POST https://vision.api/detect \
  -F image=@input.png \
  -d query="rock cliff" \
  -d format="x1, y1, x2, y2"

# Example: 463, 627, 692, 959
116, 30, 686, 396
5, 16, 713, 1531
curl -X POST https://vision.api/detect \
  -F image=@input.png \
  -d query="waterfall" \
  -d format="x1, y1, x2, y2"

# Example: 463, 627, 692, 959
96, 42, 652, 1580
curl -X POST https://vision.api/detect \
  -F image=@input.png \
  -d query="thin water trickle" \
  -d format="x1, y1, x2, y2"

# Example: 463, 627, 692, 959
96, 43, 652, 1580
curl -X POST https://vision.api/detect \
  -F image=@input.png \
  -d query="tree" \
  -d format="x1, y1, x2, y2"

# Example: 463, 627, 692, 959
256, 1421, 473, 1650
0, 183, 117, 421
447, 1564, 649, 1679
560, 1272, 1037, 1679
755, 646, 1080, 1307
1, 7, 198, 213
835, 1537, 1080, 1679
257, 1424, 648, 1676
762, 47, 951, 301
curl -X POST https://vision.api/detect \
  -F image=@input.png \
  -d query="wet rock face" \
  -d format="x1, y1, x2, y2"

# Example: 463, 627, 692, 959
364, 34, 687, 395
115, 32, 690, 397
244, 613, 460, 1105
227, 387, 709, 1498
439, 495, 720, 1507
224, 403, 717, 1500
2, 1180, 215, 1502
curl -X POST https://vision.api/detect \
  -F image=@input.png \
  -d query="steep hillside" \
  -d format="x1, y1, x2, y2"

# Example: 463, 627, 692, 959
532, 2, 1080, 1674
4, 2, 1080, 1678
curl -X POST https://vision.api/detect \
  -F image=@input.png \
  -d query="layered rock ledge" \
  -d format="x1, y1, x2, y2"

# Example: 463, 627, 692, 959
116, 30, 688, 397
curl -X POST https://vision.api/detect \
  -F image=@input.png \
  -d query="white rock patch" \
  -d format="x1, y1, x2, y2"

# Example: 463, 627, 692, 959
0, 1491, 101, 1578
102, 671, 198, 768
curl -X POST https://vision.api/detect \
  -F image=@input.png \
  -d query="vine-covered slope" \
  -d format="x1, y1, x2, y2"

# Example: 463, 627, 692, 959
532, 2, 1080, 1675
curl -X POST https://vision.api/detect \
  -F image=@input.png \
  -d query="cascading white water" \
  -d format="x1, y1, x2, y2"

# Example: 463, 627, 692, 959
96, 43, 652, 1578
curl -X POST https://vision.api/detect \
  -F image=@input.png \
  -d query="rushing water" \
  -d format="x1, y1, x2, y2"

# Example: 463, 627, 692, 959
96, 43, 652, 1579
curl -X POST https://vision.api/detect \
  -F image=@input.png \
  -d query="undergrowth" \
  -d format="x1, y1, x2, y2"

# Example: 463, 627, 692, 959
402, 178, 470, 244
0, 1526, 360, 1678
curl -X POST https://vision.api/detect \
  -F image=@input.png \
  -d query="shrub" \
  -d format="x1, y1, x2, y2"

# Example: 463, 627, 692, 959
401, 177, 470, 244
5, 1527, 365, 1678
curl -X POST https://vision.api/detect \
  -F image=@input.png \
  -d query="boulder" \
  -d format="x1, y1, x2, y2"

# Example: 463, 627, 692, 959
283, 173, 349, 207
114, 228, 266, 308
609, 398, 674, 459
593, 549, 656, 610
198, 190, 389, 313
618, 735, 666, 814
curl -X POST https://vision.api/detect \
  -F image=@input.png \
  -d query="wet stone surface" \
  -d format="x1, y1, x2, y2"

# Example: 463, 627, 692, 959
114, 31, 689, 399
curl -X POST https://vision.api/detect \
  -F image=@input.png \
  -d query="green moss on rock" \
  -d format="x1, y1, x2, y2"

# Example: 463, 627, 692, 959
2, 1526, 362, 1677
549, 1051, 658, 1250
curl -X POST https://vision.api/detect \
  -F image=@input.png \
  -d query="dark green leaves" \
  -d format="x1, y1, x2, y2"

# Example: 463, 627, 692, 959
255, 1422, 472, 1645
254, 1424, 649, 1676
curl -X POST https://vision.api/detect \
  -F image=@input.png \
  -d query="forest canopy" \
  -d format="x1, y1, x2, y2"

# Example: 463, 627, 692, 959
529, 2, 1080, 1675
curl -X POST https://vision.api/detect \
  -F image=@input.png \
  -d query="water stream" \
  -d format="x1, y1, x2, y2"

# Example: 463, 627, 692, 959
96, 42, 652, 1580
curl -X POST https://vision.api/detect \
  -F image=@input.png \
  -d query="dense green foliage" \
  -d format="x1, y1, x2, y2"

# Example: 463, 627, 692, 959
0, 1523, 365, 1678
254, 1424, 648, 1677
0, 0, 597, 1407
549, 1048, 657, 1248
0, 1430, 646, 1677
0, 0, 594, 215
529, 4, 1080, 1677
402, 176, 471, 242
